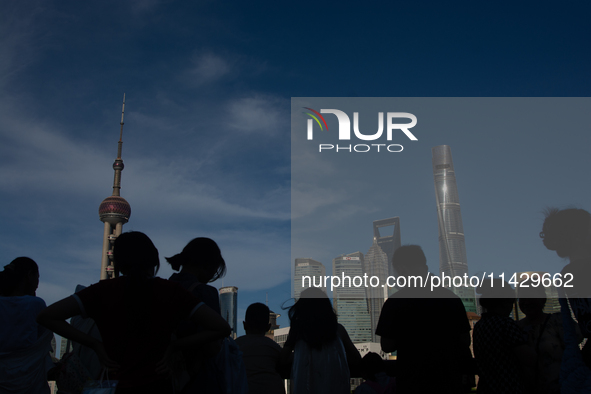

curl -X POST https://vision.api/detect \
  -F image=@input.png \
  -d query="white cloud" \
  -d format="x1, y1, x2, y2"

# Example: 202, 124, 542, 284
185, 53, 231, 86
226, 95, 286, 134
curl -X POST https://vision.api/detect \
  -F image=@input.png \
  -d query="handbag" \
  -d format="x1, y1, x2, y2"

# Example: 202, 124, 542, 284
54, 352, 92, 394
82, 369, 118, 394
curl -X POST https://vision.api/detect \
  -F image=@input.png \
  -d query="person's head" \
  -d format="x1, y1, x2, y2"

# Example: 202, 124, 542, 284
166, 237, 226, 283
518, 285, 547, 318
361, 352, 386, 381
243, 302, 271, 335
541, 208, 591, 259
113, 231, 160, 278
0, 257, 39, 296
288, 287, 338, 348
392, 245, 428, 277
477, 278, 514, 316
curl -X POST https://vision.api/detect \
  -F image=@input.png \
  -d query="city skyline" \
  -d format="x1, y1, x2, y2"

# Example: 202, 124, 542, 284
1, 2, 589, 337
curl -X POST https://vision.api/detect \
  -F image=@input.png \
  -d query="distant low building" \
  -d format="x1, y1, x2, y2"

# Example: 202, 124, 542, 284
273, 327, 290, 348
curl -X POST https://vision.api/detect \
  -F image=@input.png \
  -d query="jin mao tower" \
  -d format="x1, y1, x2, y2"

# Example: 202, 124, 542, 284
98, 95, 132, 280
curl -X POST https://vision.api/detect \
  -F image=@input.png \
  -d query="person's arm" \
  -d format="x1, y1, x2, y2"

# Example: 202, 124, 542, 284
169, 303, 230, 351
37, 296, 119, 369
155, 303, 230, 374
338, 324, 361, 375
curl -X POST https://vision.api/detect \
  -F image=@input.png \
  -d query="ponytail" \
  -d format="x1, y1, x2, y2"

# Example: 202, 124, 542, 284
165, 253, 184, 272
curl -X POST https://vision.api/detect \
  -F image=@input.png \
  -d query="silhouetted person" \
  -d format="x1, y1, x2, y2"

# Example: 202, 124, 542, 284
0, 257, 53, 393
541, 207, 591, 390
167, 237, 226, 314
280, 287, 361, 394
375, 245, 471, 394
517, 285, 571, 394
167, 237, 229, 394
541, 208, 591, 367
235, 303, 285, 394
37, 231, 231, 394
473, 279, 535, 394
354, 352, 395, 394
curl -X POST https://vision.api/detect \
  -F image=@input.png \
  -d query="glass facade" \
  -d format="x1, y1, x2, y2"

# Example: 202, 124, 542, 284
293, 258, 326, 299
364, 239, 389, 342
433, 146, 477, 312
432, 145, 469, 277
333, 252, 372, 343
219, 286, 238, 339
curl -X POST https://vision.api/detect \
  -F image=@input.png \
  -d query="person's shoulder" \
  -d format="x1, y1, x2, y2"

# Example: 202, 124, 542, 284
259, 335, 282, 350
29, 295, 47, 308
431, 286, 461, 299
1, 295, 46, 308
83, 277, 125, 291
236, 334, 282, 349
154, 276, 186, 290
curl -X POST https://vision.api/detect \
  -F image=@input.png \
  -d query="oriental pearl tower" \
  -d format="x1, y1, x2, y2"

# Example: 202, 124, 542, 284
98, 95, 131, 280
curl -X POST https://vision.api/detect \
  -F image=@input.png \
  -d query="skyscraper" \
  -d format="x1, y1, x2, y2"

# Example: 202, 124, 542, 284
98, 95, 131, 280
372, 217, 401, 277
220, 286, 238, 339
294, 258, 326, 299
364, 238, 389, 342
432, 145, 468, 277
333, 252, 372, 343
432, 146, 477, 313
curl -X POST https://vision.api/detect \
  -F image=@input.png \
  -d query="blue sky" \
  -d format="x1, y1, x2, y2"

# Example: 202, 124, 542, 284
1, 1, 589, 336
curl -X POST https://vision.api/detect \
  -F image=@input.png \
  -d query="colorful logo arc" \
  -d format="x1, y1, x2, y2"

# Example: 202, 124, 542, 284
303, 107, 329, 131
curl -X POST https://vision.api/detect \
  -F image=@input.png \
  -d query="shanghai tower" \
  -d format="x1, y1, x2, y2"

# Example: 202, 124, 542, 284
432, 145, 468, 277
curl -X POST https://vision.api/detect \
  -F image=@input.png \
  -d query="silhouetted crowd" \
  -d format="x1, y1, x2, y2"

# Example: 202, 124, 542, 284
1, 207, 590, 393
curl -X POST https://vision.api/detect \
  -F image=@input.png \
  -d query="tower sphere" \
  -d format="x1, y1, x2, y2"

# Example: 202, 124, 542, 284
113, 159, 124, 171
99, 196, 131, 225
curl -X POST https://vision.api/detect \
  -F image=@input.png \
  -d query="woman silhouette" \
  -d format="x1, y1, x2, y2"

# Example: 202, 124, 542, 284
37, 232, 230, 394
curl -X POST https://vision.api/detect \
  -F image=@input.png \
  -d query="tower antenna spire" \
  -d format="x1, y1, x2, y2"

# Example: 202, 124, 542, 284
112, 94, 125, 196
118, 93, 125, 149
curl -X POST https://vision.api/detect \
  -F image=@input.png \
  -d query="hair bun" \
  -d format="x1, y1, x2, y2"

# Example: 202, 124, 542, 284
165, 253, 184, 271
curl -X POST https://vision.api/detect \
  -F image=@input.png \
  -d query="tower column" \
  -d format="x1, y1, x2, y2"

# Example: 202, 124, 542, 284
100, 222, 112, 280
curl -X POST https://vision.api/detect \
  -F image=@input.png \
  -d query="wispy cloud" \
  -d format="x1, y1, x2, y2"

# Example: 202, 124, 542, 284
184, 53, 232, 86
225, 95, 287, 134
0, 2, 47, 90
